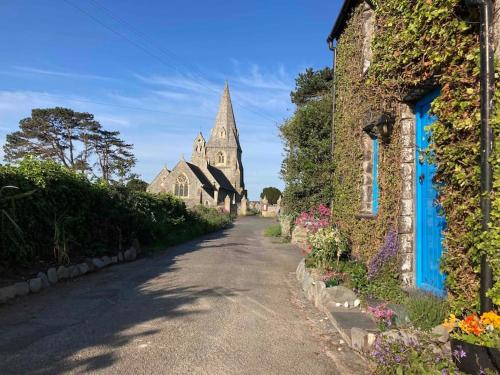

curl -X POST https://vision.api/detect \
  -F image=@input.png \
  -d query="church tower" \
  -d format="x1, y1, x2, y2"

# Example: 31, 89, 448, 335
206, 83, 245, 195
191, 132, 206, 166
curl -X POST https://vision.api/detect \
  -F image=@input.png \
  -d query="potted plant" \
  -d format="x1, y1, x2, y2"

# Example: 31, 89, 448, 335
443, 311, 500, 374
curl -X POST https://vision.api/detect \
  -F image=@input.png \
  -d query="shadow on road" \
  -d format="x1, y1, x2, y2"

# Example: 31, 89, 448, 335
0, 226, 248, 374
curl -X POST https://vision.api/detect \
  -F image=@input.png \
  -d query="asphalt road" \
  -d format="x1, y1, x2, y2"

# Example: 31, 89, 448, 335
0, 216, 367, 375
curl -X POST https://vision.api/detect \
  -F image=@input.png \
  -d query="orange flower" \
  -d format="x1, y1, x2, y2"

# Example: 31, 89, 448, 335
459, 314, 484, 336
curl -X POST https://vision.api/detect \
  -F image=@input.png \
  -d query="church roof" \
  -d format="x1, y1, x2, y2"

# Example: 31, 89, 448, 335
207, 82, 241, 150
185, 161, 236, 194
206, 164, 236, 192
185, 161, 214, 190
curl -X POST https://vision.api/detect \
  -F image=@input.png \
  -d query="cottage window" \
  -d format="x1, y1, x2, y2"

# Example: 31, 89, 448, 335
174, 174, 189, 197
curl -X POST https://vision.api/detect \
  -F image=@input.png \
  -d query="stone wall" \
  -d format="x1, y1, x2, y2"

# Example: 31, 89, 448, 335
399, 103, 416, 286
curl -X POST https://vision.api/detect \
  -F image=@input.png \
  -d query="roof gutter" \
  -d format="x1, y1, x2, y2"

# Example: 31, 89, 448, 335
465, 0, 495, 314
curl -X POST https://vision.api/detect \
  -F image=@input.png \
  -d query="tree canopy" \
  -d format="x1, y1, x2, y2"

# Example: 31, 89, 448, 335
260, 187, 282, 205
3, 107, 136, 184
290, 67, 333, 107
280, 68, 333, 214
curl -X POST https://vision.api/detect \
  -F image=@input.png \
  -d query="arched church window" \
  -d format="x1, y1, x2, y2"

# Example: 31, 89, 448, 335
217, 151, 225, 165
220, 128, 226, 138
196, 140, 203, 152
174, 174, 189, 197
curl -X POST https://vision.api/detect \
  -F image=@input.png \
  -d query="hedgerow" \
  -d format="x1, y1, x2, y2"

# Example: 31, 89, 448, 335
0, 157, 231, 268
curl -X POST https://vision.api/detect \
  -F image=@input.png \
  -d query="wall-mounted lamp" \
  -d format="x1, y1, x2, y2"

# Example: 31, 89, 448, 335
363, 112, 395, 144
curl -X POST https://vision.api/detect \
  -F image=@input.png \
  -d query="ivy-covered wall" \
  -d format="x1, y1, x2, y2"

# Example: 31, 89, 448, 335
332, 0, 499, 312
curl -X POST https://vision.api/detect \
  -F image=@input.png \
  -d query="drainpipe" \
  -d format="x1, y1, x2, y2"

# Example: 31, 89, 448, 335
466, 0, 495, 313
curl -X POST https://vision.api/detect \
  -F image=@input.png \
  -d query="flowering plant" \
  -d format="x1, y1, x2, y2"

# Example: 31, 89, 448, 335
370, 330, 458, 374
368, 303, 396, 331
294, 204, 331, 234
443, 311, 500, 348
368, 228, 398, 280
306, 226, 349, 269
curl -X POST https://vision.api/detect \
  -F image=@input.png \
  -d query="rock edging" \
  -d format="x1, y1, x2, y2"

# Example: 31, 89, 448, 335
0, 244, 139, 305
296, 259, 378, 352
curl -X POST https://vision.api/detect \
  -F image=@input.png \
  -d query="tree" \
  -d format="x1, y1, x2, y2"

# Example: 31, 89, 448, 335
4, 108, 100, 172
260, 187, 282, 205
3, 107, 136, 183
90, 129, 136, 184
290, 67, 333, 107
280, 68, 333, 214
126, 177, 148, 192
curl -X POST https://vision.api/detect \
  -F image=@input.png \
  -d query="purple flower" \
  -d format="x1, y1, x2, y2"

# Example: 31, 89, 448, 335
368, 228, 398, 279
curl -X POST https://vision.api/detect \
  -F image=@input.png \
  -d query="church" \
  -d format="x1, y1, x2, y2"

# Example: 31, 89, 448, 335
147, 83, 246, 208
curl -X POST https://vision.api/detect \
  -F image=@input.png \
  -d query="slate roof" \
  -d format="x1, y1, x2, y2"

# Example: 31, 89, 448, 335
327, 0, 375, 42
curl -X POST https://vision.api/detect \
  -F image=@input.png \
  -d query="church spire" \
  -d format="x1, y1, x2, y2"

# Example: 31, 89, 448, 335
208, 82, 240, 150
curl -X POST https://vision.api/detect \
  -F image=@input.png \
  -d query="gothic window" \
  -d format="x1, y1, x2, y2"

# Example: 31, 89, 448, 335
220, 128, 226, 138
174, 174, 189, 197
196, 140, 203, 152
217, 151, 225, 165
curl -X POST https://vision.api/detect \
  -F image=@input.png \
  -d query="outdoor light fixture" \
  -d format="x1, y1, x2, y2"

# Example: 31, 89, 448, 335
363, 112, 395, 144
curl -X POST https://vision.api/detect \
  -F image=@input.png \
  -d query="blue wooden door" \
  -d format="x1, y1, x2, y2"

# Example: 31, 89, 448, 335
415, 90, 446, 296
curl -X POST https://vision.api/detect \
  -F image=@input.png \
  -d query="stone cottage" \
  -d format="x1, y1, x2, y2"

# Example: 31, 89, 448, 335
327, 0, 499, 302
147, 83, 246, 208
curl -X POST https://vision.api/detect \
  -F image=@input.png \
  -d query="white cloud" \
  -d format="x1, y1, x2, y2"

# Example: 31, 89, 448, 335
13, 66, 113, 81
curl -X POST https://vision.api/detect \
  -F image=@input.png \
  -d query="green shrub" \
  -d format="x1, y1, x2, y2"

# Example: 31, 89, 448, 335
0, 158, 231, 267
264, 223, 282, 237
404, 289, 448, 331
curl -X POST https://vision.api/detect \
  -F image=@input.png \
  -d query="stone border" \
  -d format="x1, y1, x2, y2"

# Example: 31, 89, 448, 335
0, 245, 139, 305
296, 259, 379, 352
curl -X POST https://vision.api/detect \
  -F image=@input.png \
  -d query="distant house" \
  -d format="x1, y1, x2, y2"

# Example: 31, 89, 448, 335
326, 0, 499, 302
147, 83, 246, 209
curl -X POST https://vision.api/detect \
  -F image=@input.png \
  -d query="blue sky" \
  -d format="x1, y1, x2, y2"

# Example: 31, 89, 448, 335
0, 0, 341, 200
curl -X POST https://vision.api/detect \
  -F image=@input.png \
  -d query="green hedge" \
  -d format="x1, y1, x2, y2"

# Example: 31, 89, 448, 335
0, 158, 231, 267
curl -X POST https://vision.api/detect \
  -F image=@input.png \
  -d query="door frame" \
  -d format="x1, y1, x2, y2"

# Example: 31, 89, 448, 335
414, 89, 445, 296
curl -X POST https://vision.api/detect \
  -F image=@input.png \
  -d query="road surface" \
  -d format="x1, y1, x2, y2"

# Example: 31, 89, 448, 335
0, 216, 367, 374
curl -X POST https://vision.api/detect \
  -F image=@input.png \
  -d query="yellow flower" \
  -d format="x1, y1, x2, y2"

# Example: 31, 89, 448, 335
480, 311, 500, 329
443, 314, 457, 331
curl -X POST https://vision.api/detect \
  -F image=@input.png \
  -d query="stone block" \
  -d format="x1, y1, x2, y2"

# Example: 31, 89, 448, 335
401, 148, 414, 163
77, 263, 89, 275
398, 216, 413, 234
401, 253, 413, 272
68, 266, 80, 279
47, 267, 58, 284
15, 282, 29, 296
124, 247, 137, 262
0, 285, 17, 302
85, 258, 96, 272
314, 281, 326, 308
402, 179, 413, 199
57, 266, 69, 280
118, 252, 124, 262
351, 327, 368, 351
92, 258, 105, 269
101, 256, 111, 267
401, 163, 413, 182
401, 199, 413, 216
132, 238, 141, 254
431, 324, 449, 343
37, 272, 50, 288
367, 333, 377, 348
402, 272, 413, 286
29, 278, 42, 293
111, 256, 118, 264
323, 286, 357, 305
399, 234, 413, 254
296, 260, 305, 282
